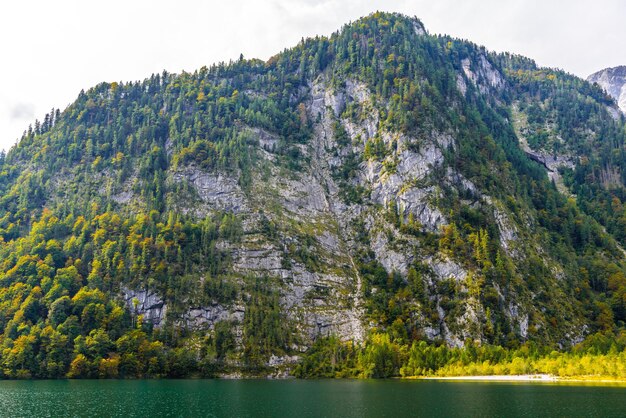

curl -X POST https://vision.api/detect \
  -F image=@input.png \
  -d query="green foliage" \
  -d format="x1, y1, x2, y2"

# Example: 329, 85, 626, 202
0, 206, 247, 378
298, 330, 626, 380
242, 278, 293, 370
359, 333, 404, 378
293, 336, 359, 378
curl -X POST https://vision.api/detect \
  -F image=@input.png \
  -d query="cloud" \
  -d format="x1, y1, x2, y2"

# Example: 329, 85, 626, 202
8, 102, 35, 121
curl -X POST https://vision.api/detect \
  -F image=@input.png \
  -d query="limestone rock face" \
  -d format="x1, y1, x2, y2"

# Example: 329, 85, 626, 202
171, 168, 248, 215
122, 288, 167, 327
461, 54, 506, 95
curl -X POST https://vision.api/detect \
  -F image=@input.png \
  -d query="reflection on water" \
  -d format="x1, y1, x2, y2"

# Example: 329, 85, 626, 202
0, 379, 625, 417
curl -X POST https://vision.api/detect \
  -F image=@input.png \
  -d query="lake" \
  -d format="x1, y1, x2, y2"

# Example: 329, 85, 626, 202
0, 379, 625, 417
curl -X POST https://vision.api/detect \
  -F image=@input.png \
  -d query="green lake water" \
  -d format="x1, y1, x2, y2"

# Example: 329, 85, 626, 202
0, 379, 624, 417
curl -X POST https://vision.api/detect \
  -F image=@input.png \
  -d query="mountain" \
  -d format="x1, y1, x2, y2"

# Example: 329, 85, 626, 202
588, 66, 626, 113
1, 12, 625, 379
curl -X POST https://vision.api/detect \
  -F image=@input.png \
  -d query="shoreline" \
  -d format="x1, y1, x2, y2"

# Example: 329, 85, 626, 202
419, 374, 626, 384
423, 374, 556, 382
0, 375, 625, 384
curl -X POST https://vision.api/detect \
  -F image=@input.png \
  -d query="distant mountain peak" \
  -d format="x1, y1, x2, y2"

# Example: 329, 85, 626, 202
588, 65, 626, 112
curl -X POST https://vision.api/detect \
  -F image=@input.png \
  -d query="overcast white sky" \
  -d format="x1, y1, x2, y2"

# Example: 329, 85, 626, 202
1, 0, 625, 151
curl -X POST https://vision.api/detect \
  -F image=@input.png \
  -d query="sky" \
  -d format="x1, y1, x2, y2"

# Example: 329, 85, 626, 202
1, 0, 625, 152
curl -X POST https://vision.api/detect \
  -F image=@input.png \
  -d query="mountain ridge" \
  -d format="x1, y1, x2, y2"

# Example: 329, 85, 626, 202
0, 12, 625, 378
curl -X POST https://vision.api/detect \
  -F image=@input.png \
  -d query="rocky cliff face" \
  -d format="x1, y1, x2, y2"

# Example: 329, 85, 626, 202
588, 66, 626, 113
119, 69, 589, 349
